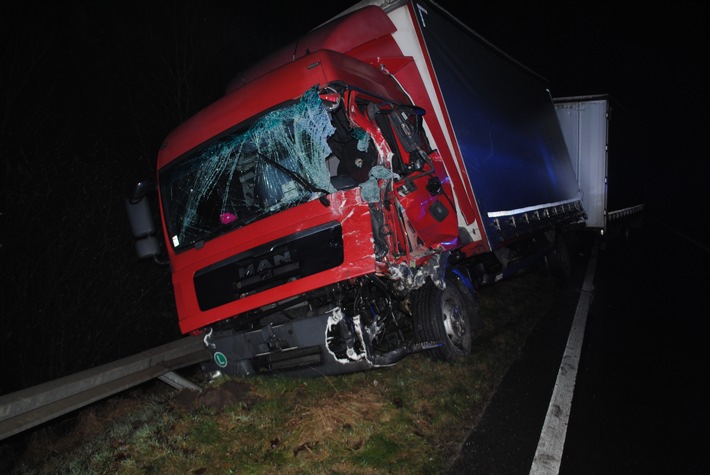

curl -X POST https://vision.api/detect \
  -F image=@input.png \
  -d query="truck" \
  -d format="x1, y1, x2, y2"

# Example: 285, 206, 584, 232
553, 95, 646, 245
126, 0, 585, 378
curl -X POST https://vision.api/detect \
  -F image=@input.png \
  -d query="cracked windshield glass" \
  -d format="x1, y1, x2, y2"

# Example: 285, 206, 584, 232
160, 88, 338, 251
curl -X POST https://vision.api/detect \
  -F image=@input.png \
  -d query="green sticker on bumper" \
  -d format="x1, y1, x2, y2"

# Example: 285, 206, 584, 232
213, 352, 228, 368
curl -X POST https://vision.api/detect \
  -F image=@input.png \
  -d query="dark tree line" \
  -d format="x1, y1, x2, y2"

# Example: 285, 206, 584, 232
0, 1, 358, 394
0, 2, 335, 395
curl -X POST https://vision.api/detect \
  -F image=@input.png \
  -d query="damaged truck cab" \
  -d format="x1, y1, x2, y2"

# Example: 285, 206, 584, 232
127, 1, 585, 378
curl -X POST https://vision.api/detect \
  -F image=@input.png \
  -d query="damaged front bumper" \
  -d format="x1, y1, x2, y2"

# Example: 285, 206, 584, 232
202, 306, 438, 378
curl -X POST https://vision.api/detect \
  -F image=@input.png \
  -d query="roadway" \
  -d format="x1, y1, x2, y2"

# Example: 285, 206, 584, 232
448, 220, 710, 474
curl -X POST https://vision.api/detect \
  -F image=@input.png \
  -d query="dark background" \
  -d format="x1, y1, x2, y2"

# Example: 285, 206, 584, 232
1, 1, 707, 395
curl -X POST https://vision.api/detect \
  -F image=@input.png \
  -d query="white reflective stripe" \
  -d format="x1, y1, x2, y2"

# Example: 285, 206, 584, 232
488, 198, 580, 219
530, 237, 599, 475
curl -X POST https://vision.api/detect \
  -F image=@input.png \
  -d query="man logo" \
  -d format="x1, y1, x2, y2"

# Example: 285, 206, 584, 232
238, 250, 292, 279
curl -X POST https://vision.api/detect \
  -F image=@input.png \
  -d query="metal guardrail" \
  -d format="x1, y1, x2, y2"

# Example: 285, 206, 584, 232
0, 336, 210, 441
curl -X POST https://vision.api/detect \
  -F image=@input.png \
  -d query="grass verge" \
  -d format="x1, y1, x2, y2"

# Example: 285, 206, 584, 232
10, 270, 557, 474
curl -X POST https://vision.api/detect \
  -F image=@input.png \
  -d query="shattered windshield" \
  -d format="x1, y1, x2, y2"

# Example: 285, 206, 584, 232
160, 87, 338, 251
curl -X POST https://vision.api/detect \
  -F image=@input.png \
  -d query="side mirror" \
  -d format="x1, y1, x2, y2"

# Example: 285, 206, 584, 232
128, 181, 150, 204
125, 181, 161, 260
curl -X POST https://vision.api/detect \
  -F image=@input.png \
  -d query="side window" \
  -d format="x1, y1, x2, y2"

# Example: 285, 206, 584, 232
369, 104, 431, 176
388, 106, 432, 174
327, 103, 377, 184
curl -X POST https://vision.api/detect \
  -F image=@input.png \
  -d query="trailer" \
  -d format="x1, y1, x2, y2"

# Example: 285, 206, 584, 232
127, 0, 585, 378
554, 94, 646, 244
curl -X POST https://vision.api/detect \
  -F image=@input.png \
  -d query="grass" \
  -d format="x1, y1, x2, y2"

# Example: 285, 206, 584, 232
9, 270, 557, 475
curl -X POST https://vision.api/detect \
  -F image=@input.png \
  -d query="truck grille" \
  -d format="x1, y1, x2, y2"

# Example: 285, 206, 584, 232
194, 222, 344, 310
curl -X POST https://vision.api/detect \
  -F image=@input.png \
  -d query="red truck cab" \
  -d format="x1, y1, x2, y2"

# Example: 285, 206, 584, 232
126, 2, 584, 378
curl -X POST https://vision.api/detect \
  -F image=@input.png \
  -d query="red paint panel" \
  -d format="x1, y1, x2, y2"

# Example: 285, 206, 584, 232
226, 6, 397, 93
158, 58, 329, 168
389, 59, 481, 228
158, 50, 409, 169
395, 154, 459, 251
173, 189, 376, 334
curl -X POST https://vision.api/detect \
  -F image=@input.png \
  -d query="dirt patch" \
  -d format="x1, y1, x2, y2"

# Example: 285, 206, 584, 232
171, 379, 258, 412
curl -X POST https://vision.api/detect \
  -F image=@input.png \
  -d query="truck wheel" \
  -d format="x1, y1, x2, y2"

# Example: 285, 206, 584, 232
413, 276, 480, 362
546, 233, 571, 280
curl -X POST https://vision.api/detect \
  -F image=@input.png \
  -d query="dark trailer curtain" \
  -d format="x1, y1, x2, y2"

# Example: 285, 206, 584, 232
415, 1, 580, 237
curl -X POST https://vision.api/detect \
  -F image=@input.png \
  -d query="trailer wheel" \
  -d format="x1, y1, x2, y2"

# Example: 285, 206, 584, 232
413, 276, 481, 361
546, 233, 571, 280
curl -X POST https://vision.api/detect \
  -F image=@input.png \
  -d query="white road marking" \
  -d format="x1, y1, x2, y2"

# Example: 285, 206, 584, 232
529, 237, 599, 474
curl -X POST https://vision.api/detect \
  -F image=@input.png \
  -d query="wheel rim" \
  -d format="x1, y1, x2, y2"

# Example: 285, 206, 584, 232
442, 295, 466, 349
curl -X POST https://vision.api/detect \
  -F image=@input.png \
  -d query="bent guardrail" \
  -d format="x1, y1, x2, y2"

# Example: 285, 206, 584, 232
0, 336, 210, 441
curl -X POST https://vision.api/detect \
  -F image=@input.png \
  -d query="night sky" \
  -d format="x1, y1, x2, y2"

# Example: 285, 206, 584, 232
441, 2, 708, 235
1, 1, 708, 392
3, 1, 708, 228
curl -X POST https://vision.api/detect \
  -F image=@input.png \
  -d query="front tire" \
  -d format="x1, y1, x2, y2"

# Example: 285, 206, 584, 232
413, 276, 480, 361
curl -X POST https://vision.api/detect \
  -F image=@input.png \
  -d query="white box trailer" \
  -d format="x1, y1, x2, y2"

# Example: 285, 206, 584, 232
554, 94, 646, 242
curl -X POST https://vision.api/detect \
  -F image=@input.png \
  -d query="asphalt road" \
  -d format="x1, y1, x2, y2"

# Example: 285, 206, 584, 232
448, 221, 710, 474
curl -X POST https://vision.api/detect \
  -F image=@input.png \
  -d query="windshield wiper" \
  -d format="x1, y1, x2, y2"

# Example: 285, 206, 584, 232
258, 153, 331, 207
